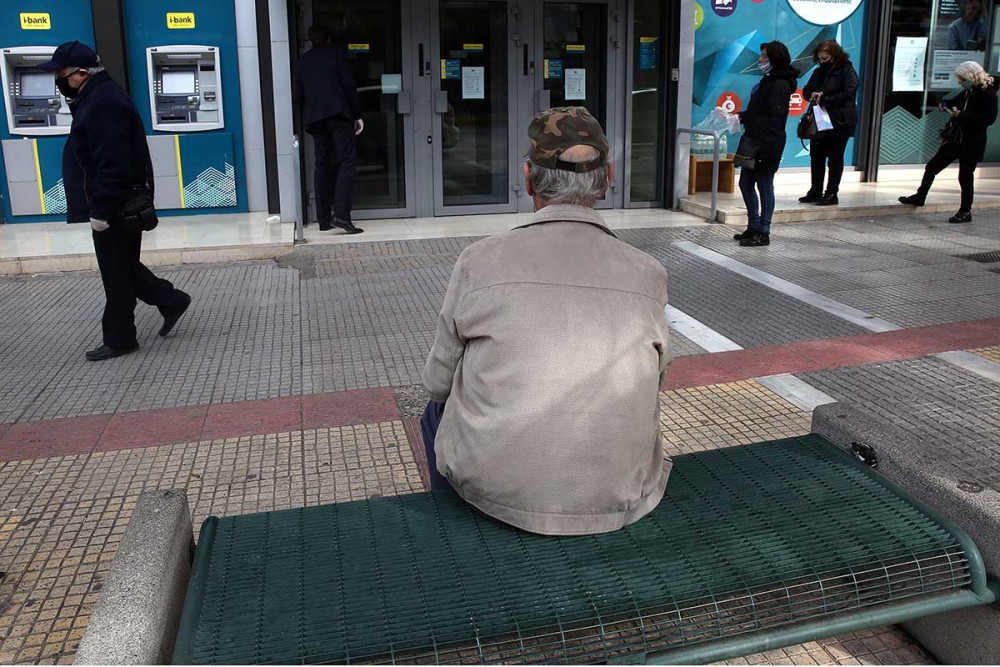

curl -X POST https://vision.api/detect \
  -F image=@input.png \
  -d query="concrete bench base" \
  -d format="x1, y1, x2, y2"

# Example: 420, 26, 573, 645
74, 489, 193, 665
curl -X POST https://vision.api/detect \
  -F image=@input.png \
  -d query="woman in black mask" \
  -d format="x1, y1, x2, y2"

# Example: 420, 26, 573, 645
800, 40, 859, 207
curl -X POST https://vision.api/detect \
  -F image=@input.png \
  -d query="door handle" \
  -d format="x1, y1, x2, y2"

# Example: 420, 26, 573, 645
398, 90, 412, 114
523, 44, 529, 76
419, 43, 430, 77
434, 90, 449, 114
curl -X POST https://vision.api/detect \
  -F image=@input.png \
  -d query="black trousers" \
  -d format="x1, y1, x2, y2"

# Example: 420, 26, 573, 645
93, 228, 188, 350
809, 133, 851, 195
312, 117, 357, 223
420, 400, 451, 491
918, 143, 978, 211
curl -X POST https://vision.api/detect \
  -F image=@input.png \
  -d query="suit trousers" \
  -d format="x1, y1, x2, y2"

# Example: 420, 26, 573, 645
93, 228, 188, 350
312, 117, 357, 223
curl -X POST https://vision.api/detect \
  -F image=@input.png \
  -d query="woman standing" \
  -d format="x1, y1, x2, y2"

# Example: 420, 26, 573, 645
799, 40, 859, 206
733, 41, 799, 247
898, 61, 998, 223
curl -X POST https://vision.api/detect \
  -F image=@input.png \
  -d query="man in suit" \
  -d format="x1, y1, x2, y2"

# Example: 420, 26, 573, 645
293, 24, 365, 234
41, 41, 191, 361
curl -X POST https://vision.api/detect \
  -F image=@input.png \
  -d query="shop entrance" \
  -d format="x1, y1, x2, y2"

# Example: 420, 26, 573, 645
297, 0, 654, 220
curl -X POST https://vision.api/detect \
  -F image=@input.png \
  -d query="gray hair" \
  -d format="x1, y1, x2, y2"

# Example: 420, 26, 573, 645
527, 146, 610, 207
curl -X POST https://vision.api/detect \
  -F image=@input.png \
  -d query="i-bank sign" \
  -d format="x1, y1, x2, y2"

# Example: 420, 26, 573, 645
787, 0, 863, 25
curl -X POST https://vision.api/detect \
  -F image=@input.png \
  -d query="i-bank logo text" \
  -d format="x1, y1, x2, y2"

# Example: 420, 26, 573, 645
20, 13, 52, 30
711, 0, 737, 17
166, 12, 196, 29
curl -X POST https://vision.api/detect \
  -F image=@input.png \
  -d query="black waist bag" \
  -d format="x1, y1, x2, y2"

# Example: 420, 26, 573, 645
118, 186, 158, 234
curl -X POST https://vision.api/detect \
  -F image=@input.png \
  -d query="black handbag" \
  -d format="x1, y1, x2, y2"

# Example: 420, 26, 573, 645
939, 92, 969, 145
733, 135, 761, 170
117, 185, 159, 234
797, 107, 818, 141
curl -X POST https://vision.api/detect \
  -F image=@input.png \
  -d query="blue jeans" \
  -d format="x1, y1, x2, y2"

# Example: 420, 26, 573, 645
739, 169, 776, 234
420, 401, 451, 491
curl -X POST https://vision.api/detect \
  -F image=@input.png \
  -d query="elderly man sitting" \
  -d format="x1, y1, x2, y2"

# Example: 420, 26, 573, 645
421, 107, 672, 536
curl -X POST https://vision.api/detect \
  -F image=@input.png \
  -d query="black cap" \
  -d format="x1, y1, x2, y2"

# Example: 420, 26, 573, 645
38, 41, 100, 73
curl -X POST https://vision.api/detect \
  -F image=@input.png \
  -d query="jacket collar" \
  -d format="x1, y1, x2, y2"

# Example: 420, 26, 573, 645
513, 204, 616, 237
68, 70, 112, 110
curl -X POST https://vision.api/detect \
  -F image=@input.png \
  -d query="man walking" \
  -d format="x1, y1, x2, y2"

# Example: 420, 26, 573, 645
421, 107, 673, 536
40, 42, 191, 361
294, 24, 365, 234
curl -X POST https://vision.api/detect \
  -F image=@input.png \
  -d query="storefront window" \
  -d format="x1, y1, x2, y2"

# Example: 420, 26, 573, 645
629, 0, 663, 203
880, 0, 997, 164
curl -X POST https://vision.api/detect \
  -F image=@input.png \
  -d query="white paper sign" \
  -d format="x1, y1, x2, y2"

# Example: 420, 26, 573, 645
565, 68, 586, 100
892, 37, 928, 92
930, 50, 984, 90
462, 66, 485, 100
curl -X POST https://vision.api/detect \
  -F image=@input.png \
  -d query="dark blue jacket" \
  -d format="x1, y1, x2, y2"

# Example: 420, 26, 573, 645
293, 42, 362, 130
65, 71, 153, 222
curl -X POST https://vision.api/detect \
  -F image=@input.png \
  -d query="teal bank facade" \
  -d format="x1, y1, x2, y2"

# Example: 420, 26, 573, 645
0, 0, 997, 224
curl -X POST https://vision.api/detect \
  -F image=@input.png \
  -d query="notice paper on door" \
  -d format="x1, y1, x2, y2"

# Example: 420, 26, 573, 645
462, 66, 485, 99
565, 68, 586, 100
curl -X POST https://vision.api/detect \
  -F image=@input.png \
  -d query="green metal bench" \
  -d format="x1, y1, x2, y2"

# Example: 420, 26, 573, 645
172, 435, 999, 664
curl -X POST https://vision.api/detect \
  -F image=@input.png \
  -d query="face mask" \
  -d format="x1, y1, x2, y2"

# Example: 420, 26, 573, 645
759, 61, 772, 74
819, 59, 832, 67
55, 71, 82, 100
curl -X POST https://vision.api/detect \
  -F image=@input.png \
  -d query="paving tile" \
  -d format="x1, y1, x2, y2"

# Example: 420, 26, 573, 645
201, 396, 302, 441
96, 405, 208, 452
0, 415, 109, 462
301, 387, 399, 430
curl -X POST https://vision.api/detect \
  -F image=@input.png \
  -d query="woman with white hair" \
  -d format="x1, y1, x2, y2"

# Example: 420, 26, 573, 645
899, 60, 998, 223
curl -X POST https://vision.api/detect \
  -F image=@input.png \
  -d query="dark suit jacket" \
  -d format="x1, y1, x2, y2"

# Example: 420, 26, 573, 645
293, 42, 362, 131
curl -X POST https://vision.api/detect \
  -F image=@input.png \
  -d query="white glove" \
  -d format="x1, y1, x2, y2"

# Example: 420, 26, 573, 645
90, 218, 110, 232
354, 119, 364, 135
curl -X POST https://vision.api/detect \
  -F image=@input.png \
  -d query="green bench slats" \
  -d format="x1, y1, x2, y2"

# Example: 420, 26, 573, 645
172, 435, 993, 665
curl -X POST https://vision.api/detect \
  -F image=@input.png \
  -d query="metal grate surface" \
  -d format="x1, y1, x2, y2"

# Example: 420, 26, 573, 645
957, 249, 1000, 263
173, 436, 973, 665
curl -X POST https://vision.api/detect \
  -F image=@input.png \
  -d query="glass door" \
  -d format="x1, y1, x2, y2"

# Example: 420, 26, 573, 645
303, 0, 417, 219
527, 0, 624, 210
431, 0, 518, 214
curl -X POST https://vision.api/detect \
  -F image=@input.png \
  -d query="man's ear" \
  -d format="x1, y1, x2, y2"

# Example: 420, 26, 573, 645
523, 161, 535, 197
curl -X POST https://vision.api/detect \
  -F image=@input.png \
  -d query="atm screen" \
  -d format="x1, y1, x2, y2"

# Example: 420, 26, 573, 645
162, 70, 196, 95
21, 72, 55, 97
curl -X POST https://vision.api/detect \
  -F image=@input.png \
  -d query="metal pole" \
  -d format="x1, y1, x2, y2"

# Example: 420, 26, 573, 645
674, 127, 723, 223
292, 135, 305, 245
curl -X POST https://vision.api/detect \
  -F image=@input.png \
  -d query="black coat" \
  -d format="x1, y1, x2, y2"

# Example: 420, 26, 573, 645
64, 71, 154, 223
293, 43, 362, 130
802, 61, 859, 134
953, 83, 999, 162
739, 67, 799, 173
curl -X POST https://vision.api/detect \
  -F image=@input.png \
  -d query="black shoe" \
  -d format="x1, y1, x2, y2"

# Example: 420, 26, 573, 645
332, 217, 364, 234
733, 228, 753, 240
948, 210, 972, 224
816, 193, 839, 206
159, 292, 192, 337
317, 217, 333, 231
898, 194, 925, 207
86, 344, 138, 361
798, 191, 821, 203
739, 232, 770, 247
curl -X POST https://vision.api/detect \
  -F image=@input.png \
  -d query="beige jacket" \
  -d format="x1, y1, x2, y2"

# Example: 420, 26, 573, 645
423, 204, 672, 535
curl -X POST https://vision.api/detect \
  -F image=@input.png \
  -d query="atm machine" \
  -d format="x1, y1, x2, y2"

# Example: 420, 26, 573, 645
1, 47, 71, 135
123, 1, 247, 215
0, 2, 94, 223
147, 45, 223, 132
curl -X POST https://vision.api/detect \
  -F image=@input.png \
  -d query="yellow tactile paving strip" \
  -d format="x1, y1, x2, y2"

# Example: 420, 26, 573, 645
0, 390, 934, 665
971, 345, 1000, 364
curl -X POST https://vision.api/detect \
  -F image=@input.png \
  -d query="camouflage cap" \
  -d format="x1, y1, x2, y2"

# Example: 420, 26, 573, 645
526, 106, 609, 173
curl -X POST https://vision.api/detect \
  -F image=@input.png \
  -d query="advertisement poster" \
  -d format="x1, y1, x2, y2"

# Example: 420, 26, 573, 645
566, 68, 587, 100
892, 37, 928, 92
462, 66, 485, 99
691, 0, 867, 167
930, 49, 983, 90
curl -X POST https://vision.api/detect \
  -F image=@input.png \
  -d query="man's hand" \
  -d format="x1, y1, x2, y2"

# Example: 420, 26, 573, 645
354, 119, 364, 135
90, 218, 109, 232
